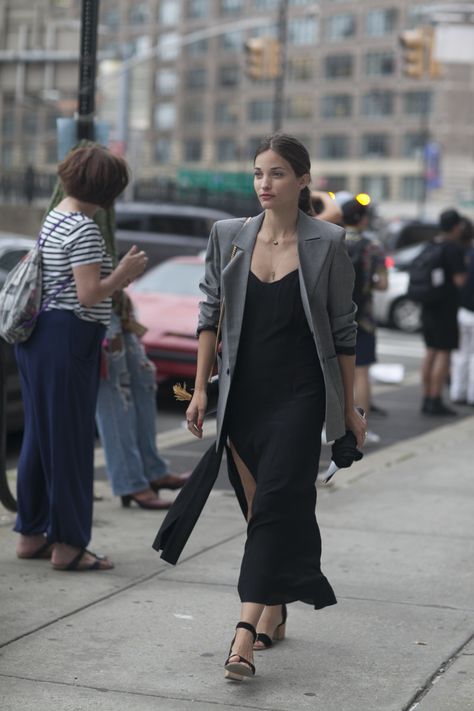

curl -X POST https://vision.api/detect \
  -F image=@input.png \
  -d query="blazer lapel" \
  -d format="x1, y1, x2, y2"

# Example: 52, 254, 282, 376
222, 213, 263, 374
297, 210, 332, 298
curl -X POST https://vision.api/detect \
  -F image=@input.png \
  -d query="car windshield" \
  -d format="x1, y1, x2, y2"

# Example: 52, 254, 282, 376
133, 261, 204, 296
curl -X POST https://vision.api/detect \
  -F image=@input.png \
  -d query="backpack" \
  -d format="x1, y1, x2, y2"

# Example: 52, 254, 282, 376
407, 240, 447, 306
459, 247, 474, 312
0, 214, 71, 344
346, 236, 370, 309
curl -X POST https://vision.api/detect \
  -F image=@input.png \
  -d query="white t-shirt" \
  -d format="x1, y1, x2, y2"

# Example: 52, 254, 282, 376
40, 209, 113, 325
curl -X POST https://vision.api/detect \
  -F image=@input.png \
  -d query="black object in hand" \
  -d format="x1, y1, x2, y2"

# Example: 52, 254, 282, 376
331, 431, 363, 469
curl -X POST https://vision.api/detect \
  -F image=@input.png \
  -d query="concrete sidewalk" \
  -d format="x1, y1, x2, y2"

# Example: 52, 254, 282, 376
1, 416, 473, 711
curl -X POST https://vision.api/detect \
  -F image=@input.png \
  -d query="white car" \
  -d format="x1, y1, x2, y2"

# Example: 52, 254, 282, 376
373, 268, 422, 333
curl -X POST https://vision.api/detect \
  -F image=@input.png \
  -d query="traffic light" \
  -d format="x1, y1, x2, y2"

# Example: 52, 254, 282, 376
245, 38, 281, 80
424, 26, 442, 79
399, 29, 425, 79
245, 38, 265, 80
266, 38, 281, 80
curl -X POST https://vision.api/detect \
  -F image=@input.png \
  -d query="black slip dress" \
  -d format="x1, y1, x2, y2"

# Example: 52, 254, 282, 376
226, 269, 337, 609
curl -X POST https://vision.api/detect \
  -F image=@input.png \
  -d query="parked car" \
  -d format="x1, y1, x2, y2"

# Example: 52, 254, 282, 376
128, 256, 205, 381
373, 244, 425, 333
380, 218, 439, 251
0, 234, 36, 432
115, 202, 234, 268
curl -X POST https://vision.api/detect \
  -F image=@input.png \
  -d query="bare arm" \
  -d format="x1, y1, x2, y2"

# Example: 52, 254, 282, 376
453, 272, 468, 288
73, 245, 147, 308
185, 329, 217, 438
337, 353, 366, 449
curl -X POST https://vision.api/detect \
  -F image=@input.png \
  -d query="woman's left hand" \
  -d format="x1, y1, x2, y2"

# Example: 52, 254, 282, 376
345, 406, 367, 449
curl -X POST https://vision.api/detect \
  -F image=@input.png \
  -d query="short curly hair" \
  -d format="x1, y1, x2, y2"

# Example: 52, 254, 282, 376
58, 144, 130, 209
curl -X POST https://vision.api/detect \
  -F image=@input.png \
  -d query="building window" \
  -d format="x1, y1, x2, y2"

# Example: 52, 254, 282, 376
159, 0, 179, 25
102, 7, 120, 29
155, 138, 171, 163
219, 0, 243, 14
361, 134, 391, 158
287, 57, 313, 81
1, 110, 15, 137
288, 17, 318, 45
248, 99, 274, 121
2, 143, 13, 168
219, 31, 243, 51
156, 69, 178, 95
217, 138, 238, 161
404, 91, 432, 116
321, 94, 353, 118
253, 0, 278, 8
183, 102, 204, 124
364, 51, 395, 76
365, 8, 398, 37
286, 96, 312, 120
184, 139, 203, 161
401, 175, 424, 201
406, 5, 426, 30
247, 136, 262, 157
325, 54, 353, 79
187, 0, 209, 19
159, 32, 179, 60
218, 65, 240, 87
320, 135, 350, 159
362, 91, 394, 117
403, 132, 426, 157
187, 39, 208, 56
326, 175, 348, 192
215, 102, 239, 124
129, 1, 149, 24
326, 14, 356, 42
23, 113, 38, 133
186, 67, 207, 89
361, 175, 390, 200
154, 103, 176, 130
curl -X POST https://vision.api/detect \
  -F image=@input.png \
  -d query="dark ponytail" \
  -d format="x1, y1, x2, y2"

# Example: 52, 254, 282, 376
298, 186, 313, 216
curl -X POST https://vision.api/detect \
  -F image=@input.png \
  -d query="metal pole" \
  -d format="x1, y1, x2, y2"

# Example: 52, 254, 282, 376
77, 0, 100, 141
418, 106, 430, 219
273, 0, 289, 132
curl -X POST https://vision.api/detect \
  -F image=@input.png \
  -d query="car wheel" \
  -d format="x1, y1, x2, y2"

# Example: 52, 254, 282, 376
390, 297, 422, 333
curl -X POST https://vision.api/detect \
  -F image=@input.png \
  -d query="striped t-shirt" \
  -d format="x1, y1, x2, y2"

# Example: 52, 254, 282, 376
40, 209, 113, 325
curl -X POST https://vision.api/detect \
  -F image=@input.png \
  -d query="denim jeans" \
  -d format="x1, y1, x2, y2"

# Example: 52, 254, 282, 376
95, 314, 169, 496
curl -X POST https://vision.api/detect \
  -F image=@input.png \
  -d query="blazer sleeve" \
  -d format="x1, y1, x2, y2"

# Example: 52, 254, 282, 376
197, 222, 221, 336
327, 235, 357, 355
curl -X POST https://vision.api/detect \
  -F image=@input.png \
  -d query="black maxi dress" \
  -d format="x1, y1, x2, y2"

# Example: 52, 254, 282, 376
225, 269, 337, 609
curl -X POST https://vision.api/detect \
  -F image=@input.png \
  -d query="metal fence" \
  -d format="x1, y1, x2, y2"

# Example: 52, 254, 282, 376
0, 169, 261, 217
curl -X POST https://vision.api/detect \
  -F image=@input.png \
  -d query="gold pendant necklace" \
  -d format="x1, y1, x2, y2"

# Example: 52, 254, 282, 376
273, 240, 278, 246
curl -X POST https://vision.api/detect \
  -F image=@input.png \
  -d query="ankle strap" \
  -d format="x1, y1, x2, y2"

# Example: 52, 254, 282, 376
236, 621, 256, 642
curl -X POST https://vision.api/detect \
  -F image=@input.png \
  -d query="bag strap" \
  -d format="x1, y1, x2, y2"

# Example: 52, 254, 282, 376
37, 212, 72, 249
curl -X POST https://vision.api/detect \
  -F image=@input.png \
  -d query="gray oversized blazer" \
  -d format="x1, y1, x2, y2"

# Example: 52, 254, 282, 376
197, 209, 357, 446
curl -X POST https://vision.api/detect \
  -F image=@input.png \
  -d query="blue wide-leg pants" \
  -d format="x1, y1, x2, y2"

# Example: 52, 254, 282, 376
14, 310, 105, 548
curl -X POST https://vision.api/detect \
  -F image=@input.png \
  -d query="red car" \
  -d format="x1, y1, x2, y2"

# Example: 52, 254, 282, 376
128, 256, 205, 382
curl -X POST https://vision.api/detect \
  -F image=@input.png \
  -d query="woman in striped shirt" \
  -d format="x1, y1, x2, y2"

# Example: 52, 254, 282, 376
14, 145, 147, 571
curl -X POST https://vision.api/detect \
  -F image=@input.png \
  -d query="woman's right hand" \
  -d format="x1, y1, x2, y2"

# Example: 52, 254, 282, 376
185, 388, 208, 439
119, 245, 148, 283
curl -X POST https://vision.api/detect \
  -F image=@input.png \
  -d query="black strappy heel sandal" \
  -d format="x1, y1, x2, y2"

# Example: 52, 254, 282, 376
254, 604, 287, 650
224, 621, 257, 681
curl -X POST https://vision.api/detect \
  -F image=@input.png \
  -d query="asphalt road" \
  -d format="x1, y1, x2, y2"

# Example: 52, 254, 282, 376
6, 327, 474, 494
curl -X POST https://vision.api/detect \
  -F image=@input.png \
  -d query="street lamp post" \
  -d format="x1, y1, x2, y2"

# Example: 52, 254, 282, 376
77, 0, 99, 141
273, 0, 289, 132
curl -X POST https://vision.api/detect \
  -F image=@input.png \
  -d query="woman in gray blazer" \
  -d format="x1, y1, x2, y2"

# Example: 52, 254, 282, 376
186, 133, 366, 681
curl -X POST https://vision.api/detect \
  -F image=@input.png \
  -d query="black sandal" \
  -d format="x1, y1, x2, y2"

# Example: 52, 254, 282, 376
224, 621, 256, 681
52, 548, 114, 572
254, 604, 287, 650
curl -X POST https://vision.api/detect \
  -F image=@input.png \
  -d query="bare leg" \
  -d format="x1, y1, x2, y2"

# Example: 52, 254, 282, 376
228, 440, 256, 522
421, 348, 436, 396
254, 604, 286, 649
227, 602, 265, 671
429, 351, 451, 397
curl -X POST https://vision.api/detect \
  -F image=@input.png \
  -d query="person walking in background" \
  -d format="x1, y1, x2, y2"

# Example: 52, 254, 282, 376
185, 133, 366, 681
450, 217, 474, 406
420, 209, 467, 416
14, 145, 147, 571
96, 299, 190, 510
340, 197, 388, 444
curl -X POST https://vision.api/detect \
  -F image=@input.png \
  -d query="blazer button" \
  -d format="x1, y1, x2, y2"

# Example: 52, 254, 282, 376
226, 368, 230, 375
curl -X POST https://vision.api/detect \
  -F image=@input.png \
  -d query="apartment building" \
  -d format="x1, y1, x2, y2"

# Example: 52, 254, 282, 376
1, 0, 473, 216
